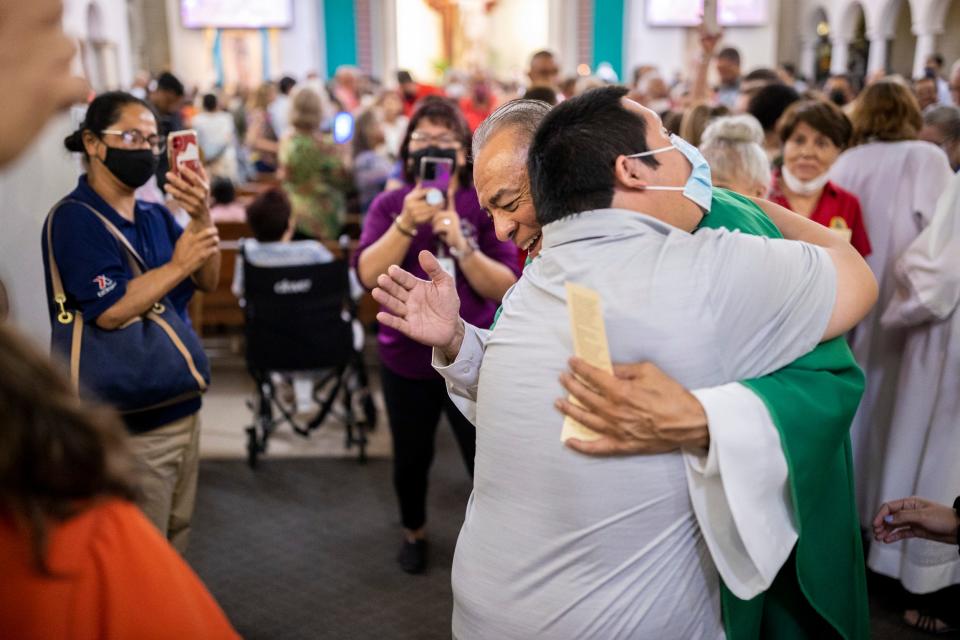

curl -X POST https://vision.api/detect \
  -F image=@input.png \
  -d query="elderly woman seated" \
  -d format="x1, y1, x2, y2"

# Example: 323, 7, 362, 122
699, 114, 770, 198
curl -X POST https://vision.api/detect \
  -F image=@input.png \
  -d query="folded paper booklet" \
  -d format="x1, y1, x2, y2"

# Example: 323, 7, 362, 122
561, 281, 613, 443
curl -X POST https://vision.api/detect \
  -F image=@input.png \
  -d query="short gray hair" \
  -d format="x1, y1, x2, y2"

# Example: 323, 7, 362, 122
923, 104, 960, 143
700, 114, 771, 193
472, 99, 552, 156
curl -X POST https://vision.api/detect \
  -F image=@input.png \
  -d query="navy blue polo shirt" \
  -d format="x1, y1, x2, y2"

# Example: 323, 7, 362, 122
42, 175, 202, 433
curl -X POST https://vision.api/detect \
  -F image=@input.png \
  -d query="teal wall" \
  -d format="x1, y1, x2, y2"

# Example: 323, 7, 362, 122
324, 0, 357, 78
320, 0, 625, 82
593, 0, 625, 81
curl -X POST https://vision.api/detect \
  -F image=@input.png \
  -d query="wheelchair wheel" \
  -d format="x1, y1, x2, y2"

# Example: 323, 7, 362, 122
246, 426, 260, 469
362, 393, 377, 431
358, 434, 367, 464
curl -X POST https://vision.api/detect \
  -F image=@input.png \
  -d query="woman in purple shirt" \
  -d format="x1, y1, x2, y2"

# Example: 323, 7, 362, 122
355, 97, 519, 574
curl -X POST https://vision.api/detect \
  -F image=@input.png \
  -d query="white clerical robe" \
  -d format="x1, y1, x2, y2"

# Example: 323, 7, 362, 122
829, 141, 955, 525
866, 171, 960, 594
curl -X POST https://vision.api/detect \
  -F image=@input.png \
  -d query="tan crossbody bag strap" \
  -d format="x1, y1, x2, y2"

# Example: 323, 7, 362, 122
45, 200, 207, 393
45, 199, 145, 304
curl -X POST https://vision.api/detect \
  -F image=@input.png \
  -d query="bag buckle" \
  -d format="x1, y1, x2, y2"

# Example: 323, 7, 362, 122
152, 302, 166, 314
55, 294, 74, 324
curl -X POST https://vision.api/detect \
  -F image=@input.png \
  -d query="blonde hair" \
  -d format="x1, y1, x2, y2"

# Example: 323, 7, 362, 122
251, 82, 274, 111
290, 87, 323, 132
700, 115, 770, 194
680, 103, 731, 148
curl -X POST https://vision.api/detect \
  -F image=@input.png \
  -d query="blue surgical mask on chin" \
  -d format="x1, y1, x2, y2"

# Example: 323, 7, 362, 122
627, 134, 713, 213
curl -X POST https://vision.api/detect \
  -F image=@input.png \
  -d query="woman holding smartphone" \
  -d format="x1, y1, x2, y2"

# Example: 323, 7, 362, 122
355, 97, 519, 574
46, 91, 220, 552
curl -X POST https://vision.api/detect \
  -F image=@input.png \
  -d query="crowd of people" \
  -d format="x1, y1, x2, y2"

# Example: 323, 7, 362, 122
2, 2, 960, 637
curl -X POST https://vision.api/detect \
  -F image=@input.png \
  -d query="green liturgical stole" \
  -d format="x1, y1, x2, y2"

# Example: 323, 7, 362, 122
700, 189, 869, 640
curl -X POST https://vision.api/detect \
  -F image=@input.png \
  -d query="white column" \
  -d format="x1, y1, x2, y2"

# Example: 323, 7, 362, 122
548, 0, 580, 76
913, 31, 938, 79
866, 32, 888, 74
371, 0, 397, 83
829, 35, 850, 74
800, 37, 818, 82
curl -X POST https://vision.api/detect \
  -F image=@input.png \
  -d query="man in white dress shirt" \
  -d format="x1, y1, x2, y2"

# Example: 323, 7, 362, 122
374, 89, 877, 637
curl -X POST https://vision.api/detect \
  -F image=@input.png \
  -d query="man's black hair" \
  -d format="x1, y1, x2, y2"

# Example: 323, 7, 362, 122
527, 86, 659, 226
747, 83, 800, 132
522, 86, 558, 105
743, 67, 780, 83
202, 93, 217, 112
278, 76, 297, 95
717, 47, 741, 65
156, 72, 184, 97
397, 70, 414, 85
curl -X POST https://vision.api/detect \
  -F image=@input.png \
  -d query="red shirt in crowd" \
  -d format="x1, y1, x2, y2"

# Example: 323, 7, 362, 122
459, 95, 499, 133
402, 83, 444, 117
769, 170, 872, 257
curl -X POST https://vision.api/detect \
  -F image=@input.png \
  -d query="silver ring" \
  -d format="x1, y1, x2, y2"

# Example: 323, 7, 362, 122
443, 218, 451, 226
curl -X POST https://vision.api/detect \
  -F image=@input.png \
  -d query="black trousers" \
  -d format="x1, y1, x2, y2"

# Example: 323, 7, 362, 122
379, 364, 475, 530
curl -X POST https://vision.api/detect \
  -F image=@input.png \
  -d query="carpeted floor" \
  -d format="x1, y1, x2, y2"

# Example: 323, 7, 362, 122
185, 425, 472, 640
186, 425, 953, 640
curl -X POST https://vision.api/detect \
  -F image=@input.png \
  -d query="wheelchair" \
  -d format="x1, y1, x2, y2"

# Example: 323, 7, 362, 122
240, 248, 376, 467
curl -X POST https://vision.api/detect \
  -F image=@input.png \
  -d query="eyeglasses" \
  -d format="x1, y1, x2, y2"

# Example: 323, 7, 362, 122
100, 129, 166, 155
409, 131, 461, 147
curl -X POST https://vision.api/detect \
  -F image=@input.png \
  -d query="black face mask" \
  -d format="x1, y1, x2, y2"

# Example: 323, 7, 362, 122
101, 146, 158, 189
410, 146, 458, 180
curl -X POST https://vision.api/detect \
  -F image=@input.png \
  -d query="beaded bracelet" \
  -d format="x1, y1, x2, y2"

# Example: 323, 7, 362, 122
394, 218, 416, 238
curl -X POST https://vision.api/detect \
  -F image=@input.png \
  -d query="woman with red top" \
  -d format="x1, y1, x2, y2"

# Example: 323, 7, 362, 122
769, 100, 872, 256
0, 323, 238, 640
355, 97, 519, 574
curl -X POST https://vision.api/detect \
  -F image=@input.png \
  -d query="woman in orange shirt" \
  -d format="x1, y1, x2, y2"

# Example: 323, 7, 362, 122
0, 323, 239, 640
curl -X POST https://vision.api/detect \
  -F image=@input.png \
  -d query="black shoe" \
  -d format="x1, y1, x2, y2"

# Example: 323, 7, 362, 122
397, 539, 427, 574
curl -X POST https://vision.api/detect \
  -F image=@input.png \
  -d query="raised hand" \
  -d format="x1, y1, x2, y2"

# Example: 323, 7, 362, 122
699, 22, 722, 56
165, 164, 211, 223
373, 250, 463, 353
0, 0, 90, 168
172, 227, 219, 276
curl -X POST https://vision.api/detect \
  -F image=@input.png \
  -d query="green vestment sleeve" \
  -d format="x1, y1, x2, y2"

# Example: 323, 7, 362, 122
699, 189, 869, 639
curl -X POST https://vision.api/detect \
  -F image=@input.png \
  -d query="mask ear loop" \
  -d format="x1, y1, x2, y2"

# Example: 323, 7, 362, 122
624, 144, 679, 190
626, 144, 676, 159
